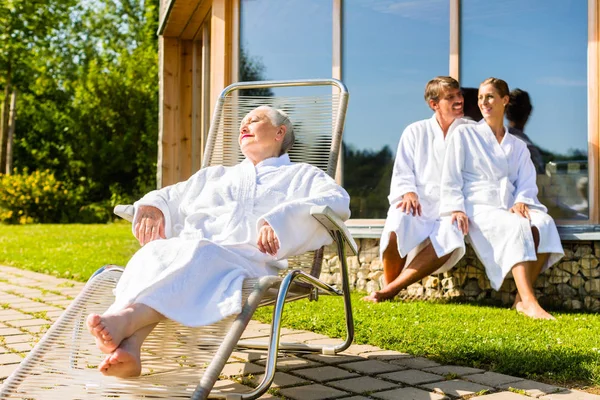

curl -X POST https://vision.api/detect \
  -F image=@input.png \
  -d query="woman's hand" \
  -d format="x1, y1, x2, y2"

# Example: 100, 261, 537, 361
510, 202, 530, 219
134, 205, 166, 246
396, 192, 421, 216
451, 211, 469, 235
257, 221, 280, 256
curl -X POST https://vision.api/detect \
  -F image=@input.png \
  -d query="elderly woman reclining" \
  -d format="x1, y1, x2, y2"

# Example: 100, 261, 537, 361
86, 105, 351, 377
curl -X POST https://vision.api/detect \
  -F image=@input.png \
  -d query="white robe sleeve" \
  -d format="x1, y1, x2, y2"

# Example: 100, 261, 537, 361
257, 168, 351, 259
440, 130, 466, 215
132, 171, 206, 238
388, 127, 418, 205
513, 146, 542, 208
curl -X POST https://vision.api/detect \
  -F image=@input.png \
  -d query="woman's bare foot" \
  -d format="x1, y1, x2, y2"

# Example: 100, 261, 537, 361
361, 290, 397, 303
98, 338, 142, 378
515, 301, 556, 320
86, 312, 133, 353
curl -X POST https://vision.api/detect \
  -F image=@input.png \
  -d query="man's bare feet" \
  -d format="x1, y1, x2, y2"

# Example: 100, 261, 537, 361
515, 301, 556, 320
361, 290, 397, 303
98, 338, 142, 378
86, 313, 133, 353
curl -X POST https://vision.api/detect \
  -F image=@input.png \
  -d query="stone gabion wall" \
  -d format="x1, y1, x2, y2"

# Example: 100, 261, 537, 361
320, 239, 600, 311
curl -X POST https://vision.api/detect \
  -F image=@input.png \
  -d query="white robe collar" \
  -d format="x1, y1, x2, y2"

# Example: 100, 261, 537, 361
243, 153, 292, 169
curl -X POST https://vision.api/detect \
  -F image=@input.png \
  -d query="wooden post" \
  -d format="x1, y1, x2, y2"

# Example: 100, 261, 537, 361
6, 90, 17, 175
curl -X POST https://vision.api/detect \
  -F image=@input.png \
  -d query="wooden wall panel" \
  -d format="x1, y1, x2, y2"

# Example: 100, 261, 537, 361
158, 37, 180, 188
179, 40, 194, 181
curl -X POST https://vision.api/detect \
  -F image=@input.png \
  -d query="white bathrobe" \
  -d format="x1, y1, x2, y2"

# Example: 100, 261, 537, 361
108, 154, 351, 326
440, 121, 564, 290
380, 115, 470, 273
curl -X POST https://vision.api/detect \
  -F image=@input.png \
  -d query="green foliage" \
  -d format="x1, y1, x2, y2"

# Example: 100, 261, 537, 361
3, 0, 159, 213
0, 169, 85, 223
254, 293, 600, 388
343, 144, 394, 218
0, 223, 138, 281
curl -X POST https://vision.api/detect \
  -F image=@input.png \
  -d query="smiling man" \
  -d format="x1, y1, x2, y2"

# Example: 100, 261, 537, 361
363, 76, 472, 303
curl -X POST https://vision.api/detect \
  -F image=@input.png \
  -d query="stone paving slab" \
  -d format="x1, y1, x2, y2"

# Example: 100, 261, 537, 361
499, 379, 564, 397
465, 371, 526, 388
420, 379, 494, 398
471, 392, 531, 399
541, 389, 600, 399
378, 369, 445, 385
278, 383, 349, 400
0, 264, 597, 400
292, 365, 360, 382
424, 365, 485, 377
327, 375, 399, 394
371, 386, 449, 400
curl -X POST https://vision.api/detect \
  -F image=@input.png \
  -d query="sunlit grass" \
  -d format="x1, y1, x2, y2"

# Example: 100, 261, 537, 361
255, 293, 600, 389
0, 222, 138, 281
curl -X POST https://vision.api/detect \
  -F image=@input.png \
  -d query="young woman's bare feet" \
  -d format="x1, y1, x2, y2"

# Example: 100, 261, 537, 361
98, 338, 142, 378
515, 301, 556, 320
86, 312, 133, 353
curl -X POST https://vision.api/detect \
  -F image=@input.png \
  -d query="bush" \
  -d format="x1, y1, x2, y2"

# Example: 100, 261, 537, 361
0, 169, 86, 224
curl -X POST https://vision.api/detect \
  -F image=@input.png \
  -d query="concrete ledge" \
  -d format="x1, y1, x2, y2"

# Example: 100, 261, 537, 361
348, 223, 600, 241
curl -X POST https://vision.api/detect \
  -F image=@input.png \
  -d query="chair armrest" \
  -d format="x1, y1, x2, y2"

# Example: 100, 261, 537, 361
114, 204, 134, 223
310, 206, 358, 255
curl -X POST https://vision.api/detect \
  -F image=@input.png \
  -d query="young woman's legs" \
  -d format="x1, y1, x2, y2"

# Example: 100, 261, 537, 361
511, 261, 554, 320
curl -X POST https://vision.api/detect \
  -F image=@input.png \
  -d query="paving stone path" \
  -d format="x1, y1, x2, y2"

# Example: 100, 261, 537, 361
0, 264, 597, 400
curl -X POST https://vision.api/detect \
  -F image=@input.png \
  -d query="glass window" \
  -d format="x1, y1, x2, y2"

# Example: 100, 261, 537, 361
461, 0, 589, 220
343, 0, 450, 218
239, 0, 332, 96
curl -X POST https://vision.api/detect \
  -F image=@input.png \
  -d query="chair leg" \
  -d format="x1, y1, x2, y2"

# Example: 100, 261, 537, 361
192, 276, 279, 400
251, 235, 355, 398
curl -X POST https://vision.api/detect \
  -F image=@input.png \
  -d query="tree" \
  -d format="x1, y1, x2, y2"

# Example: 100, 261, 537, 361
12, 0, 159, 204
0, 0, 77, 172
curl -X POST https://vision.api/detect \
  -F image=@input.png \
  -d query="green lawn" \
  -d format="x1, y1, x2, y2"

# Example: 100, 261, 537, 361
0, 222, 138, 281
0, 223, 599, 390
254, 295, 600, 389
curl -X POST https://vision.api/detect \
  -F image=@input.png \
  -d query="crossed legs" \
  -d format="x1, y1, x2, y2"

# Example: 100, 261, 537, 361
362, 232, 452, 302
87, 303, 165, 377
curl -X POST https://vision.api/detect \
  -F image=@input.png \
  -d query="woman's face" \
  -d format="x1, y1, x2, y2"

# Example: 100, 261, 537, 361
478, 84, 508, 121
239, 109, 284, 162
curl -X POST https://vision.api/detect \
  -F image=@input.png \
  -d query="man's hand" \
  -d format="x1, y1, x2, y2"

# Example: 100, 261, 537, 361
134, 205, 166, 246
396, 192, 421, 216
257, 221, 280, 256
510, 202, 530, 219
451, 211, 469, 235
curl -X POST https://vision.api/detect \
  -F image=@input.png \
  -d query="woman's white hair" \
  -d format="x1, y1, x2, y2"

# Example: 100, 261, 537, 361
254, 105, 295, 155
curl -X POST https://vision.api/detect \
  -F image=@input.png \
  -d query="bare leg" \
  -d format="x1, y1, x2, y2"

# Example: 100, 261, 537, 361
513, 227, 550, 309
381, 232, 407, 286
363, 241, 452, 303
512, 262, 554, 320
87, 303, 165, 353
98, 323, 156, 377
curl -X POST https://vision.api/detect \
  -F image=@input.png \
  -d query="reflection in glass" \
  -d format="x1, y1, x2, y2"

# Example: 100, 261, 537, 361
461, 0, 588, 220
343, 0, 449, 218
239, 0, 332, 97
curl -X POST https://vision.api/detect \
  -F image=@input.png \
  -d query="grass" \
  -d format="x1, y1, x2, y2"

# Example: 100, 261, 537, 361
0, 222, 138, 281
254, 293, 600, 389
1, 223, 599, 390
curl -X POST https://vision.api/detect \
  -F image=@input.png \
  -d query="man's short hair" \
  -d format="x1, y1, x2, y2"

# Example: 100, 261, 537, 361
424, 76, 460, 104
